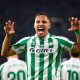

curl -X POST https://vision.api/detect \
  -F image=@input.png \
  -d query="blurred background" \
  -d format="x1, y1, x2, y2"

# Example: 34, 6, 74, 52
0, 0, 80, 64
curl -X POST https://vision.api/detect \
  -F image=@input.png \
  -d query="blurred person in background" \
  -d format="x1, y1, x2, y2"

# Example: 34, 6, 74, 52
60, 52, 80, 80
1, 12, 80, 80
0, 55, 27, 80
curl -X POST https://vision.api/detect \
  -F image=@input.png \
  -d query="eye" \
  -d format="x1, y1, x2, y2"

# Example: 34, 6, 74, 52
42, 21, 47, 24
36, 21, 40, 23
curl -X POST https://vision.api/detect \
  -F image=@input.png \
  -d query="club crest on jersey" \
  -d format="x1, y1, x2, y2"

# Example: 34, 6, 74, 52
29, 48, 54, 53
49, 42, 54, 47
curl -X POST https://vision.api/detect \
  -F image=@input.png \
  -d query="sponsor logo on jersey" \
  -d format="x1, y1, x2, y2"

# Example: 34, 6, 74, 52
29, 48, 54, 53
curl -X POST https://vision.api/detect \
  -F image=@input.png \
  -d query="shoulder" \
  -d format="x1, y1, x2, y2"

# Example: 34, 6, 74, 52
13, 36, 34, 45
61, 60, 71, 68
61, 60, 69, 66
50, 35, 72, 44
53, 35, 69, 40
18, 60, 26, 64
50, 34, 68, 40
0, 64, 4, 70
15, 59, 26, 65
0, 62, 7, 71
52, 35, 74, 46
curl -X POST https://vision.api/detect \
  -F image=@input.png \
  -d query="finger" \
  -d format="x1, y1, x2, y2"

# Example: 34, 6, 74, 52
68, 18, 71, 21
10, 22, 15, 33
5, 21, 10, 28
68, 27, 79, 31
78, 20, 80, 28
68, 17, 74, 26
4, 26, 6, 30
8, 20, 15, 28
12, 22, 15, 27
11, 22, 15, 30
70, 17, 79, 27
5, 22, 8, 26
9, 30, 15, 34
71, 17, 74, 19
68, 28, 73, 31
8, 20, 11, 25
78, 20, 80, 24
74, 17, 78, 23
4, 26, 8, 32
5, 20, 12, 28
69, 17, 74, 21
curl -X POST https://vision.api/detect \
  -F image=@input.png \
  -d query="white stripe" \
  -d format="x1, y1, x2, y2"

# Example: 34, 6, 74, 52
12, 46, 24, 54
43, 39, 49, 80
54, 36, 74, 45
34, 38, 40, 80
27, 38, 33, 80
52, 38, 58, 80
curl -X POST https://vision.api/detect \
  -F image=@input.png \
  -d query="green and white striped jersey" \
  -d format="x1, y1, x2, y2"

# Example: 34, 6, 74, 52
12, 33, 74, 80
60, 58, 80, 80
0, 58, 27, 80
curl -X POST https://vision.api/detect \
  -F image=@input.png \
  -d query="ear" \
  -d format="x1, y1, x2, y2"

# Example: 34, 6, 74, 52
48, 26, 50, 29
49, 24, 51, 29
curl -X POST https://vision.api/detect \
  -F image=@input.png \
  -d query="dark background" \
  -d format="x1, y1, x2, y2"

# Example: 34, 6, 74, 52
0, 0, 80, 64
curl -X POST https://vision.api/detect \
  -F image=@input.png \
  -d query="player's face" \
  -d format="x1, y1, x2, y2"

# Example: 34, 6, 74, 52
34, 15, 51, 38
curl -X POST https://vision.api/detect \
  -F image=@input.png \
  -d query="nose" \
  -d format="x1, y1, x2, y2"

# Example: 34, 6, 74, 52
39, 21, 44, 25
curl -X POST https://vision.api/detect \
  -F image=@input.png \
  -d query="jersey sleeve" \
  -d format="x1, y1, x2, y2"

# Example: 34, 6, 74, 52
55, 36, 74, 52
12, 37, 30, 54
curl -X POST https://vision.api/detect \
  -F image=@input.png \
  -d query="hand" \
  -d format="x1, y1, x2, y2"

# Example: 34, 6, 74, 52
4, 20, 15, 35
68, 17, 80, 31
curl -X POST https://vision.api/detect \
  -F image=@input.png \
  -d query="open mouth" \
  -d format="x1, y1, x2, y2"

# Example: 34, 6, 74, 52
38, 28, 45, 31
37, 27, 45, 37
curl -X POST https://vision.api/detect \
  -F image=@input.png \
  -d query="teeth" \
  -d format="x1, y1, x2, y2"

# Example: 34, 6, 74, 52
38, 28, 44, 31
38, 28, 43, 29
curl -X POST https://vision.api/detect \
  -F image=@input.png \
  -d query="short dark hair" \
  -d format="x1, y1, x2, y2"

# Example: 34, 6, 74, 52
71, 52, 80, 58
35, 12, 51, 23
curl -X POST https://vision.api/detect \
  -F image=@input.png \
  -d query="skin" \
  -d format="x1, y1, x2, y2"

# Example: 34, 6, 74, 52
7, 55, 18, 60
34, 15, 51, 38
1, 15, 80, 57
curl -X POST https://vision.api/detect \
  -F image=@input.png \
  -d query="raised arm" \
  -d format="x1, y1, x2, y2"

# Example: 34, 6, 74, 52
68, 17, 80, 53
1, 20, 16, 57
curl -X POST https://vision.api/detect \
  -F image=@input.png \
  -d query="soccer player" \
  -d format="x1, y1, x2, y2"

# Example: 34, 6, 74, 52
1, 12, 80, 80
60, 52, 80, 80
0, 55, 27, 80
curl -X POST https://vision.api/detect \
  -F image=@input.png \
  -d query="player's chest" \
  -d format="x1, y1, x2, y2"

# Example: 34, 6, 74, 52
26, 39, 59, 54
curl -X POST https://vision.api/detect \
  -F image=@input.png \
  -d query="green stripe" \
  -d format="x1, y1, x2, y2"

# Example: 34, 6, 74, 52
48, 38, 53, 80
60, 65, 63, 78
38, 38, 44, 80
24, 38, 31, 80
55, 43, 62, 78
13, 38, 31, 49
31, 38, 36, 80
55, 38, 73, 48
0, 65, 4, 80
31, 53, 35, 80
25, 45, 28, 80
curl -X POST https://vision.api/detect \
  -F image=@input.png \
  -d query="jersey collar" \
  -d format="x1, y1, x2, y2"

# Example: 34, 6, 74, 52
35, 33, 50, 40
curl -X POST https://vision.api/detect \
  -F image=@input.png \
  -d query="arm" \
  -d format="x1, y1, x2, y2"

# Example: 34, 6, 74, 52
1, 20, 16, 57
68, 17, 80, 53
